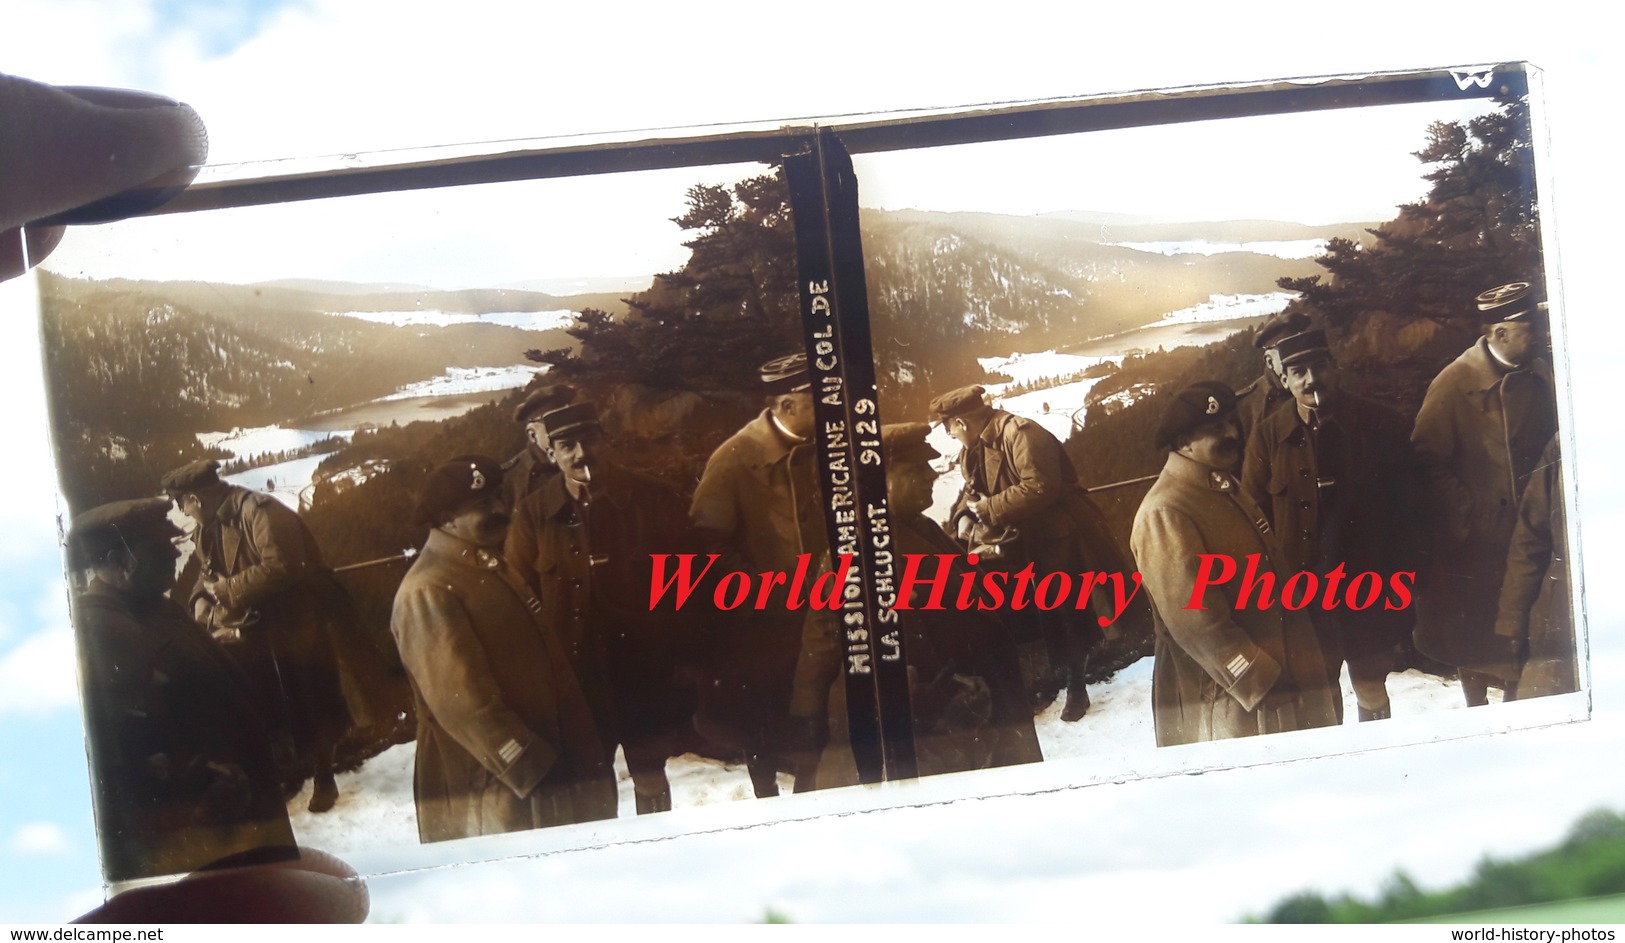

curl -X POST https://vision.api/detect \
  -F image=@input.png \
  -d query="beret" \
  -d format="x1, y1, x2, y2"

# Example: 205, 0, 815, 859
1155, 381, 1238, 451
1476, 281, 1543, 324
416, 454, 505, 525
928, 386, 989, 422
881, 422, 941, 463
160, 459, 221, 494
539, 402, 600, 442
513, 383, 577, 424
759, 353, 811, 394
1254, 310, 1312, 350
68, 497, 182, 569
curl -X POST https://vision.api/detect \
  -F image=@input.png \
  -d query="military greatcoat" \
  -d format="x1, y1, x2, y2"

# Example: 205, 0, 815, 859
952, 409, 1149, 644
187, 486, 357, 747
392, 529, 615, 842
1240, 394, 1421, 662
1410, 337, 1557, 672
505, 464, 700, 792
1131, 451, 1338, 746
688, 410, 824, 758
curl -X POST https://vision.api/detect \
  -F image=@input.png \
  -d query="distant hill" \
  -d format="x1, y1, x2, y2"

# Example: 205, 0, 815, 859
858, 208, 1342, 411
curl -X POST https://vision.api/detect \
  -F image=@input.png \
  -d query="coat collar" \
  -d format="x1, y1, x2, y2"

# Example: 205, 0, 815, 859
537, 463, 628, 521
1455, 336, 1554, 392
727, 410, 805, 481
422, 527, 504, 571
1160, 450, 1242, 494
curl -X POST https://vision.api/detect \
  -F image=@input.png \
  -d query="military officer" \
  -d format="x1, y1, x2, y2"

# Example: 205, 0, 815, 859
1241, 326, 1421, 722
930, 384, 1147, 722
500, 382, 577, 511
162, 459, 353, 813
689, 352, 824, 797
505, 402, 701, 814
1132, 382, 1338, 745
1411, 280, 1558, 706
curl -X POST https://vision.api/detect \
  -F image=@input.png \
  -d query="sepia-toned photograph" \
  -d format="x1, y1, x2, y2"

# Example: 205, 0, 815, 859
31, 64, 1585, 889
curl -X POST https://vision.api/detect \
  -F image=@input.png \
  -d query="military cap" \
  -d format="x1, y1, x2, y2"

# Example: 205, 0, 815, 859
68, 497, 183, 569
513, 383, 577, 424
1274, 328, 1332, 367
881, 422, 941, 463
1476, 281, 1544, 324
1254, 310, 1312, 349
540, 402, 600, 442
160, 459, 222, 495
928, 386, 990, 423
1155, 381, 1238, 451
759, 352, 812, 394
416, 454, 505, 526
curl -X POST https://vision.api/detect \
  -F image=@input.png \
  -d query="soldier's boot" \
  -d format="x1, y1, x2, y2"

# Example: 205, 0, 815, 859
1356, 704, 1392, 722
1060, 685, 1090, 722
746, 755, 780, 798
624, 760, 669, 812
308, 772, 339, 814
635, 786, 673, 815
1060, 656, 1092, 722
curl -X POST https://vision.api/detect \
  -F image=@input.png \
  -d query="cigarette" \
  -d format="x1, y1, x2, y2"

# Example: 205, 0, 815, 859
1312, 391, 1321, 406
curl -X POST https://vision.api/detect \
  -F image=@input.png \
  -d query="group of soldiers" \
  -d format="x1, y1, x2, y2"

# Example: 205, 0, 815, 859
1133, 279, 1573, 745
66, 277, 1577, 868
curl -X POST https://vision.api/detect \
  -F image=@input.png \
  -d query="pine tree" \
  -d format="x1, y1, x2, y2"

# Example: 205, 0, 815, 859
1278, 90, 1541, 330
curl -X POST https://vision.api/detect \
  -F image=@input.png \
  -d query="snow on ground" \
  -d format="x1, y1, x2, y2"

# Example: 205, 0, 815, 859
380, 365, 544, 401
222, 455, 333, 511
285, 660, 1469, 858
327, 309, 578, 332
1148, 291, 1295, 327
196, 425, 352, 461
1108, 239, 1328, 260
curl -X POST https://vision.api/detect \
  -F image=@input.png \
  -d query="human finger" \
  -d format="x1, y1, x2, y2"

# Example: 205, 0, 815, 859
76, 847, 369, 924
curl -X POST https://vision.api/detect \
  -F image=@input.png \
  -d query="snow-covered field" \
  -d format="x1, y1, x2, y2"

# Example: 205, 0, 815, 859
197, 425, 352, 458
379, 365, 544, 402
1149, 291, 1294, 327
285, 659, 1470, 857
1110, 238, 1328, 260
328, 309, 578, 332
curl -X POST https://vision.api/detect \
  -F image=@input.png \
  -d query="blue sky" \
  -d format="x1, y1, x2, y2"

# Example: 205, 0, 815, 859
0, 0, 1616, 925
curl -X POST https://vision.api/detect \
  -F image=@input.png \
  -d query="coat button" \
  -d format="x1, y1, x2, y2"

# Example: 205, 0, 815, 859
1299, 500, 1311, 510
1299, 468, 1310, 477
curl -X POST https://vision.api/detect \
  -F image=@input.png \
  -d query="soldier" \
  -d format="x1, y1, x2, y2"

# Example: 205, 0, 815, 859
162, 459, 353, 813
505, 402, 700, 815
1241, 327, 1421, 722
790, 423, 1043, 789
392, 455, 615, 841
1411, 280, 1558, 706
689, 352, 824, 797
69, 498, 294, 880
1131, 382, 1337, 745
1235, 310, 1310, 441
930, 384, 1146, 722
500, 382, 577, 511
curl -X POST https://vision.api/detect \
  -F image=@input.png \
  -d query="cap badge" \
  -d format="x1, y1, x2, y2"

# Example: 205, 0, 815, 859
1206, 396, 1220, 415
470, 464, 487, 491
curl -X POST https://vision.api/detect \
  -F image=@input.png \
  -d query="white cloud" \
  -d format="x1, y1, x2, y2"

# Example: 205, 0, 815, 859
0, 625, 78, 716
8, 821, 70, 856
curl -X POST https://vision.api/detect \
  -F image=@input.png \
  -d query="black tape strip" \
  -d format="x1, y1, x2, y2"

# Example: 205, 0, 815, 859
784, 130, 916, 784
